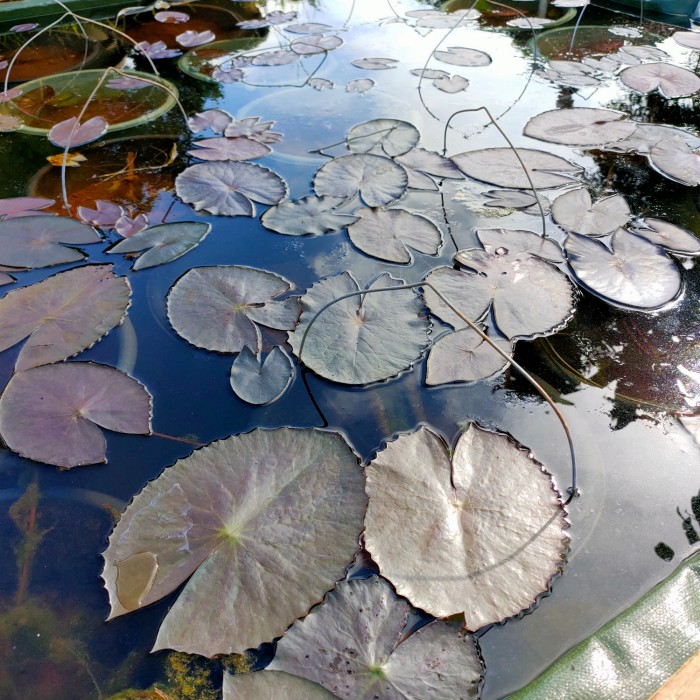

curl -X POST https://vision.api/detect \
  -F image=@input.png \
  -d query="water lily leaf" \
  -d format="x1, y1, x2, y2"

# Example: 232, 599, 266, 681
252, 49, 300, 66
48, 116, 108, 148
346, 119, 420, 158
0, 196, 54, 219
105, 76, 152, 90
472, 228, 565, 263
424, 234, 575, 339
433, 46, 491, 67
261, 196, 359, 235
176, 30, 215, 48
507, 17, 553, 28
0, 362, 151, 468
551, 188, 631, 237
346, 78, 374, 93
582, 54, 624, 72
224, 116, 282, 144
187, 109, 232, 134
620, 63, 700, 99
0, 215, 101, 268
230, 346, 294, 404
672, 31, 700, 50
289, 271, 430, 385
608, 25, 642, 37
10, 23, 39, 32
313, 154, 408, 207
0, 266, 19, 285
175, 161, 288, 217
483, 190, 542, 210
187, 136, 271, 162
364, 425, 567, 629
0, 88, 22, 102
115, 213, 148, 238
648, 136, 700, 186
346, 207, 442, 263
136, 40, 181, 59
629, 218, 700, 255
108, 222, 211, 270
212, 67, 244, 83
0, 114, 22, 132
291, 34, 343, 55
410, 68, 450, 80
78, 200, 124, 227
101, 427, 366, 656
224, 671, 336, 700
451, 147, 582, 189
537, 68, 598, 87
155, 10, 189, 23
310, 77, 334, 90
426, 327, 511, 386
524, 108, 636, 146
351, 57, 398, 70
167, 266, 300, 354
394, 147, 462, 190
604, 123, 700, 155
414, 9, 480, 27
268, 577, 483, 699
619, 45, 669, 61
565, 229, 682, 310
0, 264, 130, 371
433, 74, 469, 93
285, 22, 333, 34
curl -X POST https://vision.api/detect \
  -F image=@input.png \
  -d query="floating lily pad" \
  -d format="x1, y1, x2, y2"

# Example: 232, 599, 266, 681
433, 46, 491, 66
565, 229, 682, 310
0, 215, 101, 268
48, 116, 108, 148
629, 218, 700, 255
269, 577, 483, 699
175, 161, 288, 217
346, 78, 375, 93
229, 346, 294, 405
451, 147, 582, 189
289, 271, 430, 385
102, 427, 366, 656
187, 136, 271, 161
346, 207, 442, 263
224, 671, 336, 700
187, 108, 233, 134
472, 228, 565, 262
0, 196, 54, 218
351, 57, 398, 70
433, 74, 469, 93
313, 154, 408, 207
364, 425, 568, 630
346, 119, 420, 157
107, 222, 211, 270
291, 34, 343, 55
261, 196, 359, 235
551, 188, 631, 237
167, 266, 300, 354
648, 136, 700, 186
620, 63, 700, 99
524, 108, 636, 146
394, 147, 462, 191
0, 265, 130, 371
0, 362, 152, 468
424, 232, 576, 340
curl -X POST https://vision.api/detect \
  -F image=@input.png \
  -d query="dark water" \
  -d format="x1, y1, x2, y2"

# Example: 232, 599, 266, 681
0, 1, 699, 698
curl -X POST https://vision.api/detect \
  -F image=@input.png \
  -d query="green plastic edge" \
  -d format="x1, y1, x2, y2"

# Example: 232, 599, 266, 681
0, 0, 150, 28
509, 550, 700, 699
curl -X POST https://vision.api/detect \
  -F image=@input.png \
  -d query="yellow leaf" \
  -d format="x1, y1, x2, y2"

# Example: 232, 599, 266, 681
47, 152, 87, 167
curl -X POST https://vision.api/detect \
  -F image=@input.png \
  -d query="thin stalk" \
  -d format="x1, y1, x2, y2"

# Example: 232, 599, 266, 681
568, 3, 589, 56
150, 431, 207, 447
297, 282, 579, 501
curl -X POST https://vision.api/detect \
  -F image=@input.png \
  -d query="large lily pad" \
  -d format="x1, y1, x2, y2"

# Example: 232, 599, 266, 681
313, 154, 408, 207
346, 207, 443, 263
187, 136, 271, 161
107, 222, 211, 270
102, 427, 366, 656
364, 425, 568, 630
551, 188, 631, 237
0, 362, 152, 468
620, 63, 700, 99
451, 148, 582, 189
648, 136, 700, 186
261, 196, 359, 235
424, 231, 576, 340
628, 218, 700, 255
289, 272, 430, 385
346, 119, 420, 157
167, 266, 300, 354
0, 265, 130, 372
175, 161, 288, 217
524, 108, 636, 146
268, 577, 483, 699
0, 215, 101, 268
565, 229, 682, 310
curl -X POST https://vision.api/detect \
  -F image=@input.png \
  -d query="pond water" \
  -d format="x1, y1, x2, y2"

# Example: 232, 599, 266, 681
0, 0, 699, 698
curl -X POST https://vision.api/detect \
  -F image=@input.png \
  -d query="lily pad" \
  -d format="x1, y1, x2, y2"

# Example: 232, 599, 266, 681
268, 577, 483, 699
364, 425, 568, 630
224, 117, 282, 144
346, 119, 420, 157
394, 147, 463, 188
261, 196, 359, 235
451, 147, 582, 189
524, 108, 636, 146
48, 116, 108, 148
291, 34, 343, 55
187, 136, 271, 161
0, 215, 101, 268
0, 265, 130, 372
229, 346, 294, 405
620, 63, 700, 99
346, 78, 375, 93
628, 218, 700, 255
289, 271, 430, 385
473, 228, 565, 262
0, 196, 54, 219
107, 222, 211, 271
426, 327, 511, 386
424, 233, 576, 340
551, 188, 631, 237
648, 136, 700, 186
101, 427, 366, 656
0, 362, 152, 468
346, 207, 443, 263
187, 108, 233, 134
604, 123, 700, 156
565, 229, 682, 310
175, 161, 288, 217
433, 74, 469, 93
313, 154, 408, 207
351, 57, 398, 70
167, 266, 300, 354
224, 671, 336, 700
433, 46, 491, 67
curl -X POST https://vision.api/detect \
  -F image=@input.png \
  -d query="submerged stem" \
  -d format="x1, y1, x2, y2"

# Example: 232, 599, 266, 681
297, 282, 579, 501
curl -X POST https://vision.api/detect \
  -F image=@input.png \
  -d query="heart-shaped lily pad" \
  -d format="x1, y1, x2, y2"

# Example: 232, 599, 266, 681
524, 108, 636, 146
261, 196, 359, 236
551, 188, 631, 237
620, 63, 700, 99
229, 346, 294, 405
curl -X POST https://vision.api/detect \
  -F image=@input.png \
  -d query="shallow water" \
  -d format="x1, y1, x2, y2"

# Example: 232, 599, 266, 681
0, 0, 699, 698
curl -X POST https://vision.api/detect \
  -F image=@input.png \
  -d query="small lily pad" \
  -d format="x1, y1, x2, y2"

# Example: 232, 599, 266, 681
346, 119, 420, 157
433, 46, 491, 67
230, 345, 294, 405
551, 188, 631, 237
